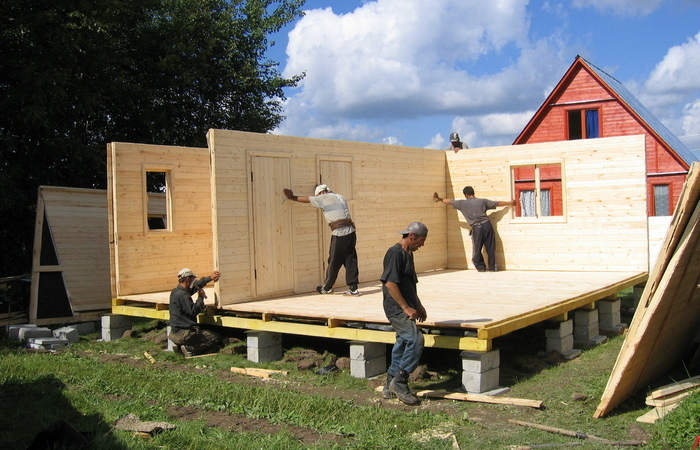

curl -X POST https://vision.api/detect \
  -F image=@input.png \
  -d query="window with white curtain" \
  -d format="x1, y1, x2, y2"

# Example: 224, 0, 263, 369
513, 164, 563, 219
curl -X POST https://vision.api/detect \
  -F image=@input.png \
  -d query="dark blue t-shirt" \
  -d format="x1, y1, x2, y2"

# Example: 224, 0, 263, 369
381, 243, 419, 318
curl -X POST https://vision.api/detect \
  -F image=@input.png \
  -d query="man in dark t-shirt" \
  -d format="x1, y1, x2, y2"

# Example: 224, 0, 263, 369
434, 186, 515, 272
380, 222, 428, 406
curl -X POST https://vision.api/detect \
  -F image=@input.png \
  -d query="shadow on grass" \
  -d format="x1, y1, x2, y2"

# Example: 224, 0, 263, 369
0, 374, 127, 449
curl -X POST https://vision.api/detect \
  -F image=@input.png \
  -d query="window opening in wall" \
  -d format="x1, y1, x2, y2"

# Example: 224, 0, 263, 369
146, 170, 169, 230
513, 163, 563, 218
568, 109, 599, 140
653, 184, 670, 217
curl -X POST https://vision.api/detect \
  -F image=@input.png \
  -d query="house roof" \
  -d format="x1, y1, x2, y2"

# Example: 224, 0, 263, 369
514, 55, 697, 167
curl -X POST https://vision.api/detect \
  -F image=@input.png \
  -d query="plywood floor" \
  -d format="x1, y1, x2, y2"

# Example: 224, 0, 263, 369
117, 269, 646, 341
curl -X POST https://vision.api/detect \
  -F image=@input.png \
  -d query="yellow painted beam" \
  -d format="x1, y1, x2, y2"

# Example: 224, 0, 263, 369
113, 304, 169, 320
112, 303, 490, 351
477, 273, 647, 341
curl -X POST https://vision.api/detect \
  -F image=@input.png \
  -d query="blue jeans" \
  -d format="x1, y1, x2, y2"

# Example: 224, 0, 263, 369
387, 314, 424, 376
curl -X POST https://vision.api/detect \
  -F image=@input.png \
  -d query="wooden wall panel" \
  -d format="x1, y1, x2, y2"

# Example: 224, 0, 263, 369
108, 142, 212, 297
444, 135, 649, 272
208, 130, 448, 305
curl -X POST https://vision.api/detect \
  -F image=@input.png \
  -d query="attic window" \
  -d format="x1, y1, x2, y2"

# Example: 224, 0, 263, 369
513, 163, 563, 218
145, 170, 171, 231
568, 109, 599, 140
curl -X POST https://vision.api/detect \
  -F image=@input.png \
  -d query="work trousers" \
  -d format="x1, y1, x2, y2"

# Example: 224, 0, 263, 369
169, 326, 221, 355
387, 313, 424, 377
323, 231, 359, 290
471, 220, 497, 271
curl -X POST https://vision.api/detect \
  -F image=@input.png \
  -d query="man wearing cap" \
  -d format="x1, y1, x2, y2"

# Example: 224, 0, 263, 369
448, 132, 468, 153
433, 186, 516, 272
283, 185, 359, 295
380, 222, 428, 406
169, 268, 222, 357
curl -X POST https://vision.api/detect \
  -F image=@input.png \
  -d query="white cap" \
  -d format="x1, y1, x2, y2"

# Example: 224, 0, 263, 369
177, 268, 196, 279
314, 185, 329, 196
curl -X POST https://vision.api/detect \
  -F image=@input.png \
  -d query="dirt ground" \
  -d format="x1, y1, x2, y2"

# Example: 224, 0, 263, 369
92, 327, 516, 445
92, 321, 652, 446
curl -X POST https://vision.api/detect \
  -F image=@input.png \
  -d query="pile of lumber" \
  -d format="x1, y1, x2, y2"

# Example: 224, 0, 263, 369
637, 375, 700, 423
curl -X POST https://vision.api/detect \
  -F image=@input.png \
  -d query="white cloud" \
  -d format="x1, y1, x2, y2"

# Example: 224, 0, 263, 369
278, 0, 570, 144
682, 99, 700, 136
449, 110, 535, 148
646, 32, 700, 94
571, 0, 664, 16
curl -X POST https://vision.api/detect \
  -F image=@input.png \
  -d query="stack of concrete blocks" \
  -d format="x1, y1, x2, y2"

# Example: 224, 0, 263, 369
348, 341, 386, 378
461, 349, 502, 394
598, 298, 626, 334
246, 331, 282, 363
573, 308, 607, 346
6, 324, 67, 350
101, 314, 134, 341
545, 319, 581, 360
7, 323, 39, 340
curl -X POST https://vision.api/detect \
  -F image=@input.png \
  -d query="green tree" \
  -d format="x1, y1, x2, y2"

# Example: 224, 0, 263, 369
0, 0, 304, 278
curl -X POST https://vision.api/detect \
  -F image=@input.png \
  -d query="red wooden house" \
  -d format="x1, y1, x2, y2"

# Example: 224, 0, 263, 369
513, 55, 697, 216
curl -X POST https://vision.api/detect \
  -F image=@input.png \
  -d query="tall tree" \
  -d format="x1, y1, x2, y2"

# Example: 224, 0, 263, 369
0, 0, 304, 277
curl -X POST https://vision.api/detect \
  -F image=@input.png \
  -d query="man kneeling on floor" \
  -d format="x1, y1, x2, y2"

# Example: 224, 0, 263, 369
381, 222, 428, 406
169, 268, 222, 357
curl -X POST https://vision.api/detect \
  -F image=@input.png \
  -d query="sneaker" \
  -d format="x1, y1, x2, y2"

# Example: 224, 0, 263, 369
315, 286, 333, 294
180, 345, 195, 358
344, 288, 360, 296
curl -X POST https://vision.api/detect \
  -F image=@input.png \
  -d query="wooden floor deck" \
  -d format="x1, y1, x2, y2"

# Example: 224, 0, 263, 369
114, 269, 646, 351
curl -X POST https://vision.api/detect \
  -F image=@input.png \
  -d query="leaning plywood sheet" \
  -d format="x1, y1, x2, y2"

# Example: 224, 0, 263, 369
594, 162, 700, 418
29, 186, 111, 320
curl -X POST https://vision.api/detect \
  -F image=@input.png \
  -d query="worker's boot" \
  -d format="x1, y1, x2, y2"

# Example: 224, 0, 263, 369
389, 370, 420, 405
382, 374, 395, 399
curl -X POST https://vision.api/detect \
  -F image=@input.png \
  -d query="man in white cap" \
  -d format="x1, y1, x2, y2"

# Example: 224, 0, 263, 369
168, 268, 222, 357
380, 221, 428, 406
283, 185, 359, 295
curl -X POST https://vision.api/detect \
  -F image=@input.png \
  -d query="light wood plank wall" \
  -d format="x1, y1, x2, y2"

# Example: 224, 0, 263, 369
30, 186, 112, 317
108, 133, 651, 303
443, 135, 649, 271
108, 142, 213, 297
208, 129, 448, 305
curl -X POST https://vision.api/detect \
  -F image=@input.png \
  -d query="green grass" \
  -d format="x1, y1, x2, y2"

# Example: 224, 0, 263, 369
1, 316, 698, 449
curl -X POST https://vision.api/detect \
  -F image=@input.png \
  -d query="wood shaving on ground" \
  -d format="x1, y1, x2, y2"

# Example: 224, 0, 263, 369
114, 413, 176, 435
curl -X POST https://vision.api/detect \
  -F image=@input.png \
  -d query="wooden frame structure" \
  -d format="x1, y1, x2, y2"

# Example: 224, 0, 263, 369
108, 132, 650, 352
30, 186, 111, 323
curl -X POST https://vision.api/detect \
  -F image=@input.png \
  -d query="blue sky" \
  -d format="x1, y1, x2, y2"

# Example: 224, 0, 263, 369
267, 0, 700, 153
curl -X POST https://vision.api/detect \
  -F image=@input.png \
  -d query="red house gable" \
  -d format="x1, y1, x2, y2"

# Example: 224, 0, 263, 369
514, 56, 692, 216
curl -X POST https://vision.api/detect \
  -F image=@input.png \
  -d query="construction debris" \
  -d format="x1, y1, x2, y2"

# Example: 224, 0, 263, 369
508, 419, 647, 446
374, 386, 543, 408
230, 367, 288, 378
113, 413, 176, 436
636, 375, 700, 423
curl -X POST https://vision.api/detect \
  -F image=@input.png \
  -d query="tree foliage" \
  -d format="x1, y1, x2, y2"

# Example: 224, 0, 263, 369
0, 0, 304, 277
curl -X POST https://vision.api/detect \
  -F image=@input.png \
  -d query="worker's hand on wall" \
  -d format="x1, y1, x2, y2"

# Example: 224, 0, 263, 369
283, 188, 295, 200
433, 192, 441, 202
210, 270, 221, 282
